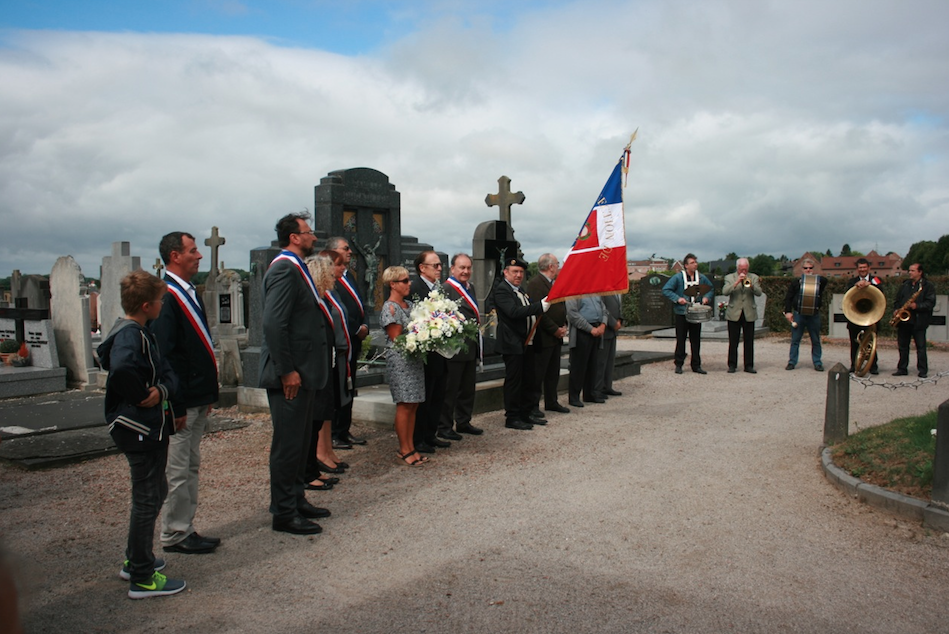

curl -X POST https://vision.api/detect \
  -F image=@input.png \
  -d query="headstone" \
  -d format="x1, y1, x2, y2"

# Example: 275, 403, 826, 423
205, 226, 226, 279
639, 273, 674, 327
152, 258, 164, 278
99, 242, 141, 336
485, 175, 525, 226
19, 275, 50, 310
50, 256, 96, 386
241, 242, 281, 388
211, 268, 246, 336
472, 220, 521, 308
21, 319, 59, 368
10, 270, 22, 298
314, 167, 401, 318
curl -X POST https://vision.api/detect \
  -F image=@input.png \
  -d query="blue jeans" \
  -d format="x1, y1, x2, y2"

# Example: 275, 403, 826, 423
789, 312, 822, 367
117, 436, 169, 583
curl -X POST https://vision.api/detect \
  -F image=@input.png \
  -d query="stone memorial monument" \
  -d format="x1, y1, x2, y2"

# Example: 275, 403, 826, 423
98, 241, 141, 335
639, 273, 674, 329
473, 175, 526, 307
50, 256, 96, 386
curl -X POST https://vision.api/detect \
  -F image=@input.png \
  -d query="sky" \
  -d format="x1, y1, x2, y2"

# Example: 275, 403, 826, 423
2, 0, 948, 278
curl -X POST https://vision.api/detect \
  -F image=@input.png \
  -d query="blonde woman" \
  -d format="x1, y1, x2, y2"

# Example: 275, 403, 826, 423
380, 266, 427, 466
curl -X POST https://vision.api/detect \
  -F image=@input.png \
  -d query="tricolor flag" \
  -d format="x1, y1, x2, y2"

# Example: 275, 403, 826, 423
546, 134, 635, 303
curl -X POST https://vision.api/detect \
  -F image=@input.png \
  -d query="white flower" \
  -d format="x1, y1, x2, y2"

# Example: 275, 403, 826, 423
933, 429, 938, 437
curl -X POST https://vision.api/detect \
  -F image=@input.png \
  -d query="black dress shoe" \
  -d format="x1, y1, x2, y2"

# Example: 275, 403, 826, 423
546, 403, 570, 414
334, 461, 350, 469
316, 459, 345, 474
437, 429, 463, 441
163, 533, 216, 554
529, 408, 545, 419
332, 437, 353, 450
298, 501, 331, 519
674, 366, 683, 374
505, 419, 533, 430
692, 367, 707, 375
273, 516, 322, 535
892, 369, 908, 376
429, 437, 451, 448
191, 532, 221, 547
568, 399, 584, 408
604, 389, 622, 396
919, 371, 928, 378
870, 368, 879, 375
583, 396, 606, 404
727, 366, 737, 373
456, 423, 483, 435
346, 434, 367, 446
317, 476, 340, 485
523, 416, 547, 426
415, 441, 436, 453
744, 367, 757, 374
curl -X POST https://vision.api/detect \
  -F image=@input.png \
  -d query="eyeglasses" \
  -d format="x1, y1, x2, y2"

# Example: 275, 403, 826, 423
339, 245, 351, 251
294, 230, 315, 236
395, 278, 410, 284
424, 262, 442, 269
802, 267, 813, 270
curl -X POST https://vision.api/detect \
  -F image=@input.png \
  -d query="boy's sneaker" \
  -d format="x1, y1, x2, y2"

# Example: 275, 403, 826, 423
128, 571, 186, 599
119, 557, 166, 581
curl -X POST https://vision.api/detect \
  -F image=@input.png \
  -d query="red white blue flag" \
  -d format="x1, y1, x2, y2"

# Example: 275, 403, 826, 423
546, 133, 635, 303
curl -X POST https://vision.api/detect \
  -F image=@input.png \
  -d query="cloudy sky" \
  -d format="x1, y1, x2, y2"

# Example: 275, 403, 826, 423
2, 0, 948, 278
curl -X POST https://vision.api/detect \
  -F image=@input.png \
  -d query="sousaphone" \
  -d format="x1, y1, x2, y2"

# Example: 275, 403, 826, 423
841, 285, 886, 377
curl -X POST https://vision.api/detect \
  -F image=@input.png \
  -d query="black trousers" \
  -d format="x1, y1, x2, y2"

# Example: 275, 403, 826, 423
530, 341, 563, 409
569, 329, 600, 401
267, 386, 315, 521
441, 357, 476, 431
674, 314, 702, 369
727, 314, 755, 369
896, 324, 928, 374
414, 355, 447, 444
502, 352, 533, 422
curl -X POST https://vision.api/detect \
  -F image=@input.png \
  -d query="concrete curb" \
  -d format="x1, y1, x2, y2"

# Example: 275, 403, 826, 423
820, 446, 949, 532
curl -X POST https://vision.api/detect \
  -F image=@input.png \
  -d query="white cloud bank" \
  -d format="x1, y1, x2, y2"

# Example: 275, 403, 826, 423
1, 0, 948, 278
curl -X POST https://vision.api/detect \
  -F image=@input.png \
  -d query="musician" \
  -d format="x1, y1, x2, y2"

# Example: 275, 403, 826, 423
846, 258, 882, 375
783, 258, 828, 371
893, 262, 936, 378
722, 258, 762, 373
662, 253, 713, 374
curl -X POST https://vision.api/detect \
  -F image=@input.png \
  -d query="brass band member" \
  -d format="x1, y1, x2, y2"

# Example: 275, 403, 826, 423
723, 258, 762, 373
846, 258, 882, 375
893, 262, 936, 378
662, 253, 713, 374
784, 258, 828, 371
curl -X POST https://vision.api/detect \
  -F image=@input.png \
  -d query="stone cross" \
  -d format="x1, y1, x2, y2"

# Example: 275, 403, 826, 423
485, 175, 525, 225
205, 226, 226, 278
153, 257, 164, 278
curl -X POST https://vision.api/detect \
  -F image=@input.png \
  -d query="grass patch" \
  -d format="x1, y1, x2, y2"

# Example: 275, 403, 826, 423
831, 410, 937, 499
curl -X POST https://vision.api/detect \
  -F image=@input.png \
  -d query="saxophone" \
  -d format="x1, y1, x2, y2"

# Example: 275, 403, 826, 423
889, 283, 923, 327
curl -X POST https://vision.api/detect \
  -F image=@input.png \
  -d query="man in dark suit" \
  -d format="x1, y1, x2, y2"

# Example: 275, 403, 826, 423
526, 253, 569, 415
440, 253, 483, 437
152, 231, 220, 555
893, 262, 937, 378
409, 250, 450, 452
260, 212, 332, 535
327, 236, 369, 449
596, 293, 624, 396
846, 257, 882, 375
492, 257, 549, 430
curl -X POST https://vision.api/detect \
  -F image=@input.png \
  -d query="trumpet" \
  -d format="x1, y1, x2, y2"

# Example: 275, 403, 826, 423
742, 277, 752, 288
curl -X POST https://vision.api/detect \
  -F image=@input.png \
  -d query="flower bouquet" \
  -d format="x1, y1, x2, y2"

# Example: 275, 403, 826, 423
393, 290, 479, 361
717, 301, 728, 321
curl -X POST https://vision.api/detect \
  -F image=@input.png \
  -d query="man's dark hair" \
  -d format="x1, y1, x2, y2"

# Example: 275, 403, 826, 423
450, 253, 472, 267
910, 262, 924, 275
855, 257, 869, 267
158, 232, 195, 265
275, 211, 311, 248
684, 253, 697, 265
414, 250, 436, 274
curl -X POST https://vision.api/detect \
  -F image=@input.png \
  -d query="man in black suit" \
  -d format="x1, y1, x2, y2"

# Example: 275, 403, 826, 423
152, 231, 220, 555
409, 250, 450, 452
440, 253, 483, 437
845, 257, 882, 375
893, 262, 937, 378
327, 236, 369, 449
526, 253, 569, 415
492, 257, 550, 430
596, 293, 623, 397
260, 212, 332, 535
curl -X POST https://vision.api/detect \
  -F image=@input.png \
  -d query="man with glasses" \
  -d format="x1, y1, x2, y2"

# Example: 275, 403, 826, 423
784, 258, 828, 371
410, 250, 450, 453
327, 236, 369, 449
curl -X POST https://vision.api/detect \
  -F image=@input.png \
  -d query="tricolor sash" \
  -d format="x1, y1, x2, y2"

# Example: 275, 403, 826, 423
339, 272, 364, 318
445, 277, 480, 323
324, 290, 352, 379
270, 251, 334, 326
164, 276, 217, 370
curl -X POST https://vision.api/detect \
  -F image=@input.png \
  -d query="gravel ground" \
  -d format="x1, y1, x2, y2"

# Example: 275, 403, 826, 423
2, 335, 949, 633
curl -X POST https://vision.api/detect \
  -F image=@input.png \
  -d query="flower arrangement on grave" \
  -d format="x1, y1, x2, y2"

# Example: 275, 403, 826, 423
392, 290, 479, 361
1, 339, 27, 366
717, 301, 728, 321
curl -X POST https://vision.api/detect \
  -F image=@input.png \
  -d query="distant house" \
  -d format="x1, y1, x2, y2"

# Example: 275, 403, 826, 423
790, 250, 903, 278
627, 257, 670, 281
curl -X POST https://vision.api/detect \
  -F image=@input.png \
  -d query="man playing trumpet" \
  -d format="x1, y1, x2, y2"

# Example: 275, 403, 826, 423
723, 258, 762, 373
893, 262, 936, 378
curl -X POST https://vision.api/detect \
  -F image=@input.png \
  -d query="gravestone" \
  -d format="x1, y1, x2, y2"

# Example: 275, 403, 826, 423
10, 270, 21, 298
18, 275, 50, 310
21, 319, 59, 368
241, 242, 282, 389
99, 242, 141, 335
314, 167, 401, 317
50, 256, 96, 386
639, 273, 674, 327
205, 226, 225, 279
213, 268, 246, 336
472, 220, 521, 308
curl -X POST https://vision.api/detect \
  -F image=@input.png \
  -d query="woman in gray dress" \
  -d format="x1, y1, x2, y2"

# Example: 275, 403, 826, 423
380, 266, 428, 466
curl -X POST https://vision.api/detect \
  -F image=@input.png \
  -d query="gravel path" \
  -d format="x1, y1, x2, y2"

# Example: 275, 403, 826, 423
3, 335, 949, 633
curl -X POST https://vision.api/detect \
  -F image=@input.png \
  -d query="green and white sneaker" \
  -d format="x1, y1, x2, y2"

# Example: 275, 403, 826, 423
119, 557, 166, 581
128, 571, 186, 599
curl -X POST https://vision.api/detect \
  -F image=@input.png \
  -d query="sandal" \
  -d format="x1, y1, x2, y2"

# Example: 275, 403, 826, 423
397, 450, 428, 467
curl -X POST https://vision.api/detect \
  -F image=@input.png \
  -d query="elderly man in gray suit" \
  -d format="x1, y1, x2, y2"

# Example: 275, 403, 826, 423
723, 257, 762, 373
260, 211, 332, 535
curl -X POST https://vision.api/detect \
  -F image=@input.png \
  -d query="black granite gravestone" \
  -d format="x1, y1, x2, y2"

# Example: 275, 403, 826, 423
640, 273, 674, 327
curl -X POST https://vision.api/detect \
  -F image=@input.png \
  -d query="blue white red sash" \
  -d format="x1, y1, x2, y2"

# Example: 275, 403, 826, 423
270, 251, 334, 325
339, 271, 364, 318
324, 290, 352, 378
164, 276, 217, 370
445, 277, 479, 323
